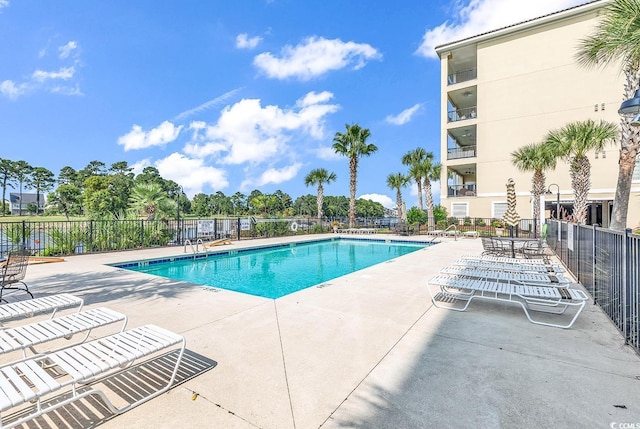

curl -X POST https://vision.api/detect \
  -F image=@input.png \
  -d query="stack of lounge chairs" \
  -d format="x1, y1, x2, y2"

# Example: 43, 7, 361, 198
0, 293, 185, 428
428, 255, 588, 329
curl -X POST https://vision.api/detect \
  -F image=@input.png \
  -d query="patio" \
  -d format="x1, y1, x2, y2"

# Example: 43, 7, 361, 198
5, 234, 640, 428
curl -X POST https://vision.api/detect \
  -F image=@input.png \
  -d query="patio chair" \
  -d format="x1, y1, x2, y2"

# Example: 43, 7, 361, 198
0, 294, 84, 324
427, 274, 588, 329
0, 324, 185, 428
520, 239, 546, 259
0, 307, 127, 360
481, 237, 505, 256
0, 249, 32, 302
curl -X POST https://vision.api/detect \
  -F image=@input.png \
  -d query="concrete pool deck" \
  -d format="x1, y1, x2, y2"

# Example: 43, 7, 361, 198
6, 233, 640, 428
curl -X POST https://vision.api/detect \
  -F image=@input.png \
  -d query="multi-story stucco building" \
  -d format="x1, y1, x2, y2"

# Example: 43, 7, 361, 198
436, 0, 640, 229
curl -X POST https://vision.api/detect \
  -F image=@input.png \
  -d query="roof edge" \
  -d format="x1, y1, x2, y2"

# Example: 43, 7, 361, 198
434, 0, 609, 54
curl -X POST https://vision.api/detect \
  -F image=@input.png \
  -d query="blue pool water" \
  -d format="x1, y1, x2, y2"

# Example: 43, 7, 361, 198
116, 238, 428, 299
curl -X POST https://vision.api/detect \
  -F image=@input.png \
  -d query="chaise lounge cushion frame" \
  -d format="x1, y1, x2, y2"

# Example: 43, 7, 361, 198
427, 274, 588, 329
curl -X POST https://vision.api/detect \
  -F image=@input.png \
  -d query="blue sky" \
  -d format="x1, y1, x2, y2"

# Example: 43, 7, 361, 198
0, 0, 586, 208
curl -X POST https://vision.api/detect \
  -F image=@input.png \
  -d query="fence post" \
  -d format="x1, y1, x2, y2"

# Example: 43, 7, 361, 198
623, 228, 631, 344
592, 224, 597, 305
237, 217, 241, 241
576, 225, 581, 283
141, 220, 145, 248
89, 220, 94, 253
21, 220, 26, 249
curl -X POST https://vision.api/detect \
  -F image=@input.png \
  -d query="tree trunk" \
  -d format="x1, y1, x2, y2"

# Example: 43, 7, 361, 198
396, 190, 403, 221
317, 184, 324, 221
570, 155, 590, 224
531, 170, 545, 235
611, 67, 640, 230
349, 157, 358, 228
424, 178, 435, 231
416, 179, 423, 211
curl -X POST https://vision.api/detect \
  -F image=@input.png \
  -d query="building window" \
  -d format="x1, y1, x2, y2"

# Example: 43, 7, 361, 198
633, 156, 640, 183
492, 202, 508, 219
451, 202, 468, 218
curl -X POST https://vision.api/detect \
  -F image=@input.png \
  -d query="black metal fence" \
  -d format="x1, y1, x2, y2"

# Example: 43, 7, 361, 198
546, 220, 640, 353
0, 218, 330, 258
0, 216, 542, 258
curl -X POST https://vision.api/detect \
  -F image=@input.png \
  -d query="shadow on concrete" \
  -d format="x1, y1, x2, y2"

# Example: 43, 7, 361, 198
5, 349, 216, 429
7, 268, 202, 308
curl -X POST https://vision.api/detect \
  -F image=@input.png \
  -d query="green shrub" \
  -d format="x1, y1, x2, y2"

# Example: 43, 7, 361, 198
406, 207, 427, 225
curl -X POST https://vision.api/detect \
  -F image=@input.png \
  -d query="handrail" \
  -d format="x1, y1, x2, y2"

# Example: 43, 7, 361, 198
196, 239, 208, 258
443, 224, 459, 241
184, 239, 208, 259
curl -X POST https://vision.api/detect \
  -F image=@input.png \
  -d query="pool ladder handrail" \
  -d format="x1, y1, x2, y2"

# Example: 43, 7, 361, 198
183, 239, 208, 259
442, 224, 458, 241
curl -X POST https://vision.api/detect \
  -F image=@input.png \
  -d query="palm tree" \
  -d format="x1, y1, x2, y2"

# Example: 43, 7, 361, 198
401, 148, 429, 211
511, 142, 557, 232
576, 0, 640, 230
304, 168, 336, 221
386, 173, 410, 221
128, 182, 175, 221
418, 154, 441, 231
332, 123, 378, 228
544, 119, 617, 224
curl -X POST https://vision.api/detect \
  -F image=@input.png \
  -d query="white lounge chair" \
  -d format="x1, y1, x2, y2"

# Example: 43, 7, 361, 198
0, 294, 83, 324
427, 274, 588, 329
453, 258, 565, 274
461, 254, 552, 266
0, 324, 185, 428
0, 307, 127, 359
440, 265, 571, 285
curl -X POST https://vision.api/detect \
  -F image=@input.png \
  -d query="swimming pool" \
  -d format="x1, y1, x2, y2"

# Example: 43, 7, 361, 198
114, 238, 430, 299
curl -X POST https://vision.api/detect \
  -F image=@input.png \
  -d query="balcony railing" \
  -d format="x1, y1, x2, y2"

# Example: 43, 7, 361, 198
448, 106, 477, 122
448, 184, 476, 197
447, 145, 476, 160
447, 68, 477, 85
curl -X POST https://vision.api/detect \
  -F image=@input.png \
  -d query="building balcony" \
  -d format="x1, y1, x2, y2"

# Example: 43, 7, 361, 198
448, 106, 477, 122
447, 145, 476, 160
448, 183, 477, 198
447, 68, 477, 85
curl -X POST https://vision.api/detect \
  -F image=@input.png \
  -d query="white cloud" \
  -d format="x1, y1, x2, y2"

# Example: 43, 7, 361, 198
130, 159, 152, 175
243, 162, 303, 190
58, 41, 78, 59
0, 80, 28, 100
155, 153, 228, 196
360, 193, 395, 209
174, 88, 242, 121
51, 83, 83, 96
236, 33, 263, 49
316, 146, 342, 161
32, 66, 75, 82
0, 1, 8, 11
386, 103, 422, 125
296, 90, 334, 107
183, 91, 339, 164
415, 0, 586, 58
118, 121, 183, 151
254, 36, 381, 80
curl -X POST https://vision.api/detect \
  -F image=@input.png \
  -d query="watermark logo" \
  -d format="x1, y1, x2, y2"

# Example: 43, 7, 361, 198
610, 423, 640, 429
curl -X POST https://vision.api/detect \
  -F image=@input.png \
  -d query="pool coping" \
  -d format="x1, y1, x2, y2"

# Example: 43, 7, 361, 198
109, 236, 436, 269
